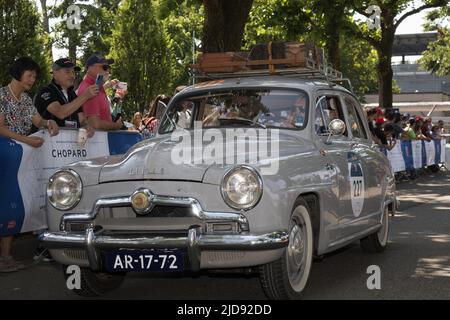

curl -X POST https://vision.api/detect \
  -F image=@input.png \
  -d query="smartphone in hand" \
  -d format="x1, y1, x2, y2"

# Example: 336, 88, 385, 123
95, 74, 104, 86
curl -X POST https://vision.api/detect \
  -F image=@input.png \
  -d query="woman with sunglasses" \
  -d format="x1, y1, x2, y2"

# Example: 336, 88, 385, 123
0, 57, 59, 272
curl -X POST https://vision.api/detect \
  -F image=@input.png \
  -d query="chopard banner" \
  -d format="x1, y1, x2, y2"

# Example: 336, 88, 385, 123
0, 129, 142, 236
387, 139, 446, 173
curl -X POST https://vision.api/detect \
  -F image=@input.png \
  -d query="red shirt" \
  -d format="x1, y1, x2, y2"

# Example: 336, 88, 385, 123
77, 75, 112, 122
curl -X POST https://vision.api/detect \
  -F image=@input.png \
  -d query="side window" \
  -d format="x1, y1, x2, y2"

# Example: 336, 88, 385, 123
159, 108, 177, 133
160, 100, 194, 133
344, 97, 368, 139
314, 95, 347, 136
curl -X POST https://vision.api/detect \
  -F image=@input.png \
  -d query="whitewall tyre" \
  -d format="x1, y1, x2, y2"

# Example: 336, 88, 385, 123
259, 198, 314, 300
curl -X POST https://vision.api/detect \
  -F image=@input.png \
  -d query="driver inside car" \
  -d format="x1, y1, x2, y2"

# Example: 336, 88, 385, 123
284, 96, 306, 128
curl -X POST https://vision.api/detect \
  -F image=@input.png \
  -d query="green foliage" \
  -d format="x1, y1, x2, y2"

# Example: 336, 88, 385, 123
7, 0, 443, 113
109, 0, 172, 116
0, 0, 51, 92
157, 0, 204, 88
78, 0, 121, 62
340, 35, 379, 100
419, 29, 450, 76
244, 0, 379, 98
49, 0, 202, 115
243, 0, 309, 48
419, 6, 450, 76
51, 0, 120, 62
51, 0, 86, 59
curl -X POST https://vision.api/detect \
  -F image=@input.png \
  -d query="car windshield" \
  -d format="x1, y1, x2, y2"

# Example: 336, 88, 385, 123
159, 89, 309, 133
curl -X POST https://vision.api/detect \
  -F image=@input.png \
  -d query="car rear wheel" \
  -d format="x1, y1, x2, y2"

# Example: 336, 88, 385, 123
360, 206, 389, 253
259, 198, 313, 300
63, 266, 125, 297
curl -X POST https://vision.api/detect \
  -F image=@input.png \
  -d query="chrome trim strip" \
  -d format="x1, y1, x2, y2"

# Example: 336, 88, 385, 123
42, 230, 289, 250
188, 227, 202, 271
40, 229, 289, 271
95, 235, 188, 249
86, 227, 99, 270
61, 192, 249, 231
41, 232, 85, 248
328, 224, 381, 249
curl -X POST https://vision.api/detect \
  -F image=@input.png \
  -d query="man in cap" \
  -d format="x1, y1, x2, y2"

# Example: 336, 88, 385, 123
33, 58, 99, 134
77, 54, 123, 130
31, 58, 100, 262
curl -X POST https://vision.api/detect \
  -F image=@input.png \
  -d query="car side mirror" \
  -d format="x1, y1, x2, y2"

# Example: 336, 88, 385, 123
326, 119, 346, 144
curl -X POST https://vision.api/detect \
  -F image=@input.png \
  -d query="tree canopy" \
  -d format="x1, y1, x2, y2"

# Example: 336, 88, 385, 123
0, 0, 50, 92
109, 0, 171, 115
419, 6, 450, 76
0, 0, 449, 116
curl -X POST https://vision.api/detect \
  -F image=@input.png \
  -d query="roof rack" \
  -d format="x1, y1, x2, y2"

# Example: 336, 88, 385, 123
192, 57, 344, 82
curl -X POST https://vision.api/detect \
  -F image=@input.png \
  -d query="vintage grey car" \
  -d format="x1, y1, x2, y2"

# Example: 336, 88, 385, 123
41, 76, 396, 299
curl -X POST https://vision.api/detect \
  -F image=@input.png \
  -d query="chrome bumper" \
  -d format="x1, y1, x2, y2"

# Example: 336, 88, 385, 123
40, 227, 289, 271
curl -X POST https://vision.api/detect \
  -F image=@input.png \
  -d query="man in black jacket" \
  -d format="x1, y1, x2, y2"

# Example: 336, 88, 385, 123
31, 58, 99, 261
32, 58, 98, 134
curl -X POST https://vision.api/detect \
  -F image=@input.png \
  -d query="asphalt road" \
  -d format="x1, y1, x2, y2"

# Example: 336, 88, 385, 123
1, 169, 450, 300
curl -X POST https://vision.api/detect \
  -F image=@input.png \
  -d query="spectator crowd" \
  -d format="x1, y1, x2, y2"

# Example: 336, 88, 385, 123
365, 106, 447, 181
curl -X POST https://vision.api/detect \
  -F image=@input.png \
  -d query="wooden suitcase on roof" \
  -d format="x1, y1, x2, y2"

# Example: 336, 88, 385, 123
194, 52, 248, 73
284, 42, 322, 66
247, 41, 324, 70
248, 41, 287, 69
191, 41, 325, 75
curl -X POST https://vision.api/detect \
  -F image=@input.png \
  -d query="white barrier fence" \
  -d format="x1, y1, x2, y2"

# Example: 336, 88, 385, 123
0, 129, 142, 236
385, 139, 446, 173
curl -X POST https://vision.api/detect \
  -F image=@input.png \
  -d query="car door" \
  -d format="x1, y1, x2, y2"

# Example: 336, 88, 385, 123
341, 93, 386, 229
313, 91, 354, 244
339, 93, 383, 236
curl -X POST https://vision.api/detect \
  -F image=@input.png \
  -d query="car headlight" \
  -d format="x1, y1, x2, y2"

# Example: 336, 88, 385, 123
221, 166, 263, 210
47, 169, 83, 211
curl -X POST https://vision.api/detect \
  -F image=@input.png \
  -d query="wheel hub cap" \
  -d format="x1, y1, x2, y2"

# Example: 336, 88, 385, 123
288, 224, 305, 269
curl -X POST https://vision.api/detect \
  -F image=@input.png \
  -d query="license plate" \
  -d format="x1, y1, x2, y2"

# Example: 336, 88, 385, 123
105, 250, 184, 272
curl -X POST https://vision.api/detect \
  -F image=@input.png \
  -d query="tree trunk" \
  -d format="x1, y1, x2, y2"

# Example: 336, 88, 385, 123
202, 0, 253, 53
376, 52, 393, 109
326, 26, 340, 70
39, 0, 49, 33
324, 3, 345, 71
377, 11, 395, 109
39, 0, 53, 60
68, 37, 77, 61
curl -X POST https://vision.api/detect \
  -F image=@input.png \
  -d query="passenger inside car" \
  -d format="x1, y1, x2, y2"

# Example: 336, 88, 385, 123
175, 100, 193, 128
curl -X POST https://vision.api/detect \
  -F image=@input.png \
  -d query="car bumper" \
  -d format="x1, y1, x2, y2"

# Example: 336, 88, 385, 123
40, 227, 289, 271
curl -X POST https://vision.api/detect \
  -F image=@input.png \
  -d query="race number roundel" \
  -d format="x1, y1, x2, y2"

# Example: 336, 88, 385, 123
348, 152, 364, 217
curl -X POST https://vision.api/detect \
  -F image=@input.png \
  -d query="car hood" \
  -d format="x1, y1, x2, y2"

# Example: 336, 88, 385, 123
64, 156, 113, 187
96, 128, 315, 184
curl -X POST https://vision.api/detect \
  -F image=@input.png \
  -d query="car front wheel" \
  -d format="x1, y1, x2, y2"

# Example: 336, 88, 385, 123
259, 198, 314, 300
63, 266, 125, 297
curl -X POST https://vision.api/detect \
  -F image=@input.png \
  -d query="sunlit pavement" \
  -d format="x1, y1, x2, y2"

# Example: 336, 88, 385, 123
1, 169, 450, 300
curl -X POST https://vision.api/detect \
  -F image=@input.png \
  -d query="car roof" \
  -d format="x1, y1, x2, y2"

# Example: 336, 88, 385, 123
179, 76, 351, 96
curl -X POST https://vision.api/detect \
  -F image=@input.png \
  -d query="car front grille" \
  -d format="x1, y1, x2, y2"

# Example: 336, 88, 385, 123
202, 251, 246, 263
142, 205, 195, 218
63, 249, 88, 263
